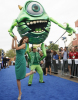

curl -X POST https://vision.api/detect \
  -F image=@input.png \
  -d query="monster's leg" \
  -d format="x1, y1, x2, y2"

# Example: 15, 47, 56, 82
40, 43, 47, 61
8, 19, 17, 38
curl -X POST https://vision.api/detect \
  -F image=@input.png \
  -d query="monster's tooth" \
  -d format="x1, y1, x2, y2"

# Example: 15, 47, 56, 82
30, 22, 33, 24
39, 31, 41, 32
37, 21, 39, 23
27, 23, 30, 25
36, 31, 38, 32
40, 20, 42, 23
33, 21, 36, 24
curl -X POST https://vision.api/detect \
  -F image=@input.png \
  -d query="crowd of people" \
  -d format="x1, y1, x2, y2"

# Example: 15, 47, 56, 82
0, 56, 10, 70
38, 45, 78, 78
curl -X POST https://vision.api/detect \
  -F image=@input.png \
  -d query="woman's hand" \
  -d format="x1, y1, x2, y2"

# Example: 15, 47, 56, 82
14, 36, 17, 40
12, 38, 14, 41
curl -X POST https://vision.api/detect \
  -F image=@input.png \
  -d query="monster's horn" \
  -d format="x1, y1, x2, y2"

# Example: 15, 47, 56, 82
18, 5, 23, 10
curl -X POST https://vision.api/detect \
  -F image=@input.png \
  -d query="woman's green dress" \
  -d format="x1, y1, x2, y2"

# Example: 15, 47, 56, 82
15, 43, 27, 80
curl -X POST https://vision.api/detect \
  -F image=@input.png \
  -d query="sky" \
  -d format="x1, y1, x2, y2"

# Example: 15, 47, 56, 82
0, 0, 78, 52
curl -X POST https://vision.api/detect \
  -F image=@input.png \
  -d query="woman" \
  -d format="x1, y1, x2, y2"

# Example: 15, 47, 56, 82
12, 36, 36, 100
53, 51, 59, 60
53, 51, 59, 74
45, 50, 53, 75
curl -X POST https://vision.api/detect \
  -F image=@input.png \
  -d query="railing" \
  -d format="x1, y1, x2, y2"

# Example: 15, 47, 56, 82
50, 59, 78, 78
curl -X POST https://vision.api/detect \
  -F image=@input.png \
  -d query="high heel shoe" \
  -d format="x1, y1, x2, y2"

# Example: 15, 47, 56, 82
18, 92, 22, 100
18, 96, 21, 100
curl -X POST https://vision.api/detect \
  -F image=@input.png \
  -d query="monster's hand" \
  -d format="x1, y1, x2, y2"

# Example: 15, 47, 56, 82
49, 17, 76, 36
8, 19, 17, 38
65, 23, 76, 36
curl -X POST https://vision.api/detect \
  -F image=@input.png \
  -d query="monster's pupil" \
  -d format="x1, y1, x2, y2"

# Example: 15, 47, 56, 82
32, 4, 40, 12
34, 6, 38, 10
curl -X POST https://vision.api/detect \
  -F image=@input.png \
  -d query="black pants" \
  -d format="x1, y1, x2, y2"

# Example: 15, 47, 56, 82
53, 60, 58, 73
3, 62, 6, 68
63, 60, 68, 72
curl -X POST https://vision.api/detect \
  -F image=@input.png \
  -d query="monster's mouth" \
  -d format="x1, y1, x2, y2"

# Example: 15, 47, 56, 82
26, 20, 48, 33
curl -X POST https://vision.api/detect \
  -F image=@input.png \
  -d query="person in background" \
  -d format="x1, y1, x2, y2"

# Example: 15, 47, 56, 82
62, 47, 68, 73
3, 56, 7, 69
53, 51, 59, 60
0, 56, 2, 71
68, 47, 78, 78
45, 50, 53, 75
45, 45, 48, 50
59, 47, 64, 59
6, 57, 10, 68
75, 46, 78, 52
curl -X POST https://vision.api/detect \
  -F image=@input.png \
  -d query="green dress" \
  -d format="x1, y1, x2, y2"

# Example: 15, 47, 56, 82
15, 43, 27, 80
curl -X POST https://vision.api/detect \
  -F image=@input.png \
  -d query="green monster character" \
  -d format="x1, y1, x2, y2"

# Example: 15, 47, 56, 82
8, 0, 76, 61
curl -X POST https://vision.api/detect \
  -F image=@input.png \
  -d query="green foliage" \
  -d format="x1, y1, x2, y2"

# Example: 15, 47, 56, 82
0, 49, 5, 56
48, 43, 58, 51
6, 49, 16, 58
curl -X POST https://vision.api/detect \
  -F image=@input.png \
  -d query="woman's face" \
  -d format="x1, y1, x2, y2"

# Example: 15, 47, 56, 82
23, 38, 28, 43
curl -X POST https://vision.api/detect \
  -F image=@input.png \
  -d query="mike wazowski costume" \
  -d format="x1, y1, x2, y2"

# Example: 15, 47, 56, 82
8, 0, 76, 82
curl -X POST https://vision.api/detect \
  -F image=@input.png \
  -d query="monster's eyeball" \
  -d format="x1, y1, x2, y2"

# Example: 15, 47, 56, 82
27, 2, 44, 16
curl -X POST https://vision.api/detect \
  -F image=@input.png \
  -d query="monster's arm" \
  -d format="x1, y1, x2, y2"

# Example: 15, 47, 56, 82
39, 43, 47, 61
49, 17, 76, 36
8, 19, 17, 37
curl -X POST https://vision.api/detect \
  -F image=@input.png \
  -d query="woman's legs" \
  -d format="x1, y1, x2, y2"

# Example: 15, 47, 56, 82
16, 71, 36, 98
46, 68, 48, 75
17, 80, 22, 97
25, 70, 36, 77
49, 66, 51, 75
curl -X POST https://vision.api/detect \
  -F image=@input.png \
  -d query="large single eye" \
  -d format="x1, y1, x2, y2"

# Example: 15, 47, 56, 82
27, 2, 44, 16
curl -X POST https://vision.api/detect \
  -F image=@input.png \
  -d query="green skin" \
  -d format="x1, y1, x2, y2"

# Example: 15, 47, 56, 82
8, 0, 76, 60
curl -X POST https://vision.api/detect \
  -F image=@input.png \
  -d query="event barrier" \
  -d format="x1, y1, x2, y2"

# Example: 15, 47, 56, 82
51, 59, 78, 78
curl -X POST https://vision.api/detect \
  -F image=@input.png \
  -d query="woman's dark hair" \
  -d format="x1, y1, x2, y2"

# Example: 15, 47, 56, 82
19, 36, 29, 46
53, 51, 57, 55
